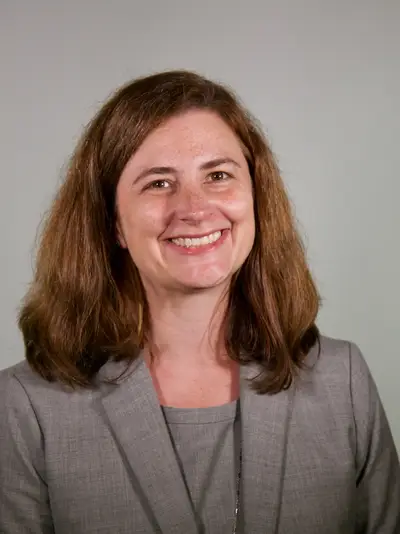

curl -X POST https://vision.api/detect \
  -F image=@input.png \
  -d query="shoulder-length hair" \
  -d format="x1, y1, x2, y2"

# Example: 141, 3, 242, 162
19, 70, 320, 393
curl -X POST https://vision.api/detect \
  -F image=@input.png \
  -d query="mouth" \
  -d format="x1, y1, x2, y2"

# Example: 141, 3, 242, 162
167, 230, 225, 249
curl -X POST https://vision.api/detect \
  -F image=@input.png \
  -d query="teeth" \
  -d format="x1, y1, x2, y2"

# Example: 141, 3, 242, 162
171, 231, 222, 248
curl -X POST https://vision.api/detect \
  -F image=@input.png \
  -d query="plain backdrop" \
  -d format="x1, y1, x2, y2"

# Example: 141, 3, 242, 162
1, 1, 399, 449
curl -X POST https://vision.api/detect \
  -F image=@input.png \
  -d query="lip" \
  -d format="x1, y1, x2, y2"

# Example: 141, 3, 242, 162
165, 229, 229, 240
164, 228, 229, 255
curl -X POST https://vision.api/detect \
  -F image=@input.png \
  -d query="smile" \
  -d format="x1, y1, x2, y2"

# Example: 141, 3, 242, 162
169, 231, 222, 248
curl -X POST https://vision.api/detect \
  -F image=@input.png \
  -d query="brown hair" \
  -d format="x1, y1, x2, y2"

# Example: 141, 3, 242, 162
19, 70, 320, 393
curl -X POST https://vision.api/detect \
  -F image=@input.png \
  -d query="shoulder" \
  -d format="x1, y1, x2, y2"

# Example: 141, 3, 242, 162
293, 336, 373, 436
0, 362, 48, 457
0, 360, 68, 404
0, 361, 63, 436
299, 335, 393, 465
299, 335, 376, 418
0, 359, 110, 431
1, 359, 46, 385
0, 361, 40, 408
0, 358, 135, 425
303, 334, 371, 390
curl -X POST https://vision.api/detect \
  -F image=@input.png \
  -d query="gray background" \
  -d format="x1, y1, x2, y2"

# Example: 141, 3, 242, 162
1, 1, 399, 449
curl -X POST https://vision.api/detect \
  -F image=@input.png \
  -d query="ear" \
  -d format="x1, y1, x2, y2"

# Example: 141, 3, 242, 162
115, 219, 127, 249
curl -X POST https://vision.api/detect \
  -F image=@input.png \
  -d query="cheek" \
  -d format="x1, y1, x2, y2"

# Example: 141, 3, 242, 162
221, 192, 255, 253
138, 204, 164, 232
221, 190, 254, 224
119, 198, 166, 241
119, 203, 165, 268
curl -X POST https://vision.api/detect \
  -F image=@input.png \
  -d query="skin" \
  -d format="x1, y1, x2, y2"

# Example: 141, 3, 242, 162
116, 109, 255, 407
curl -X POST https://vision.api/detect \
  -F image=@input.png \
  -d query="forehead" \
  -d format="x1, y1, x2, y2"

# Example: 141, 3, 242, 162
131, 109, 246, 164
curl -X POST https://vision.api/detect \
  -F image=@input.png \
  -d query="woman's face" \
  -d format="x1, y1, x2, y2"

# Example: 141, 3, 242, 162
116, 109, 255, 295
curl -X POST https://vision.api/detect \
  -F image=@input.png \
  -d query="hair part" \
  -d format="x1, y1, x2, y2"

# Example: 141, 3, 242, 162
19, 69, 320, 393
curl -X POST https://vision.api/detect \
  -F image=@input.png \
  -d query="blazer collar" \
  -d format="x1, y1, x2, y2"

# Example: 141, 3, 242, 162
99, 356, 294, 534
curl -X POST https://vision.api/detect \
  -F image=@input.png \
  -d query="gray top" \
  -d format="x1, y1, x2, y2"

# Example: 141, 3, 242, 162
1, 337, 399, 533
162, 401, 238, 533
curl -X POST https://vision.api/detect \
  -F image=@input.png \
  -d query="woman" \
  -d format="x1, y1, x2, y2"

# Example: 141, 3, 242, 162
0, 70, 399, 534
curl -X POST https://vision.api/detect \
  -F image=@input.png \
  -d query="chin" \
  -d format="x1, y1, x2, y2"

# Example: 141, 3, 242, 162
174, 271, 231, 292
167, 256, 246, 292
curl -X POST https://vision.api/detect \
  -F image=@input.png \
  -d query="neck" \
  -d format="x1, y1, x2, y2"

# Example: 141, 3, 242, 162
144, 284, 230, 369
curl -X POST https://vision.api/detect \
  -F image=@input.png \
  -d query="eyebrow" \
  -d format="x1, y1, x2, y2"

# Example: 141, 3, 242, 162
133, 157, 241, 184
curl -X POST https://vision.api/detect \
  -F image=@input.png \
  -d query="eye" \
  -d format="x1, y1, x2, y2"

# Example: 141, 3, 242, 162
209, 171, 231, 182
146, 179, 171, 190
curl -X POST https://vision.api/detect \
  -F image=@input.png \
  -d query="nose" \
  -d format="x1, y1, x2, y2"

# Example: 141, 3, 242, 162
172, 183, 212, 222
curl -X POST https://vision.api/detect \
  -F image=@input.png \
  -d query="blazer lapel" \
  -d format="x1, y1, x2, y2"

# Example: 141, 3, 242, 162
99, 357, 199, 534
239, 364, 294, 534
98, 357, 294, 534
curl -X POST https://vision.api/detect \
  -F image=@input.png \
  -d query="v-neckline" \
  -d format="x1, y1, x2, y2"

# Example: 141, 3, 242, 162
99, 355, 294, 534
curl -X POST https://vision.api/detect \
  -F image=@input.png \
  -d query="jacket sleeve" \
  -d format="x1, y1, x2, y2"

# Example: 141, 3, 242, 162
350, 343, 400, 533
0, 370, 54, 533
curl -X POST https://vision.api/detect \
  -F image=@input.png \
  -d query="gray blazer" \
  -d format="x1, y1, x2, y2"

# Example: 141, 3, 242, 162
0, 336, 399, 533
